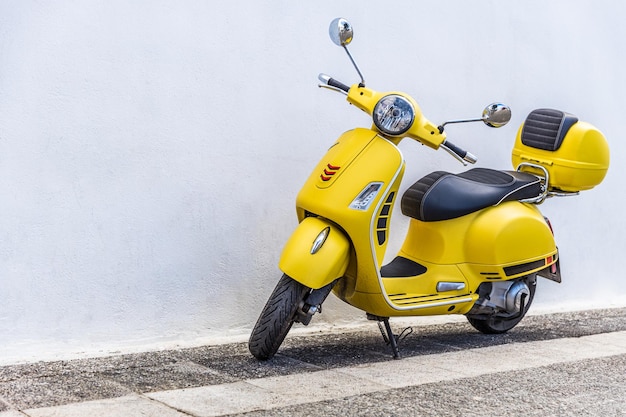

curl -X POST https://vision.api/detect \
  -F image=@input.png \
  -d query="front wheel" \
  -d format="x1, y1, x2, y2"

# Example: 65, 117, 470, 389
249, 274, 310, 360
467, 277, 536, 334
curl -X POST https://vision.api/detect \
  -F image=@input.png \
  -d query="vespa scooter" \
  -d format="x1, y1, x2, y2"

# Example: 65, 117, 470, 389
249, 18, 610, 360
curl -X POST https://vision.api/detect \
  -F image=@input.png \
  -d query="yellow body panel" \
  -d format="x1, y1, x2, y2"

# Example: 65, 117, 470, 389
279, 217, 349, 289
282, 126, 558, 318
336, 201, 557, 318
400, 202, 556, 264
381, 261, 476, 315
463, 202, 556, 266
291, 127, 406, 308
295, 128, 404, 272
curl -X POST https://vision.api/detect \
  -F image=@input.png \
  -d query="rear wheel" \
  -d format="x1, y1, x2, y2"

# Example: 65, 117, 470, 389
249, 274, 310, 360
467, 277, 536, 334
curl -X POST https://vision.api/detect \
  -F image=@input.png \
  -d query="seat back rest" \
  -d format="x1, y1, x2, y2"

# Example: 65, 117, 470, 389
521, 108, 578, 151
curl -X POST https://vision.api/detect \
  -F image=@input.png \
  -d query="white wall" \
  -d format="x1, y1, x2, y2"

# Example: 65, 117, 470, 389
1, 0, 624, 361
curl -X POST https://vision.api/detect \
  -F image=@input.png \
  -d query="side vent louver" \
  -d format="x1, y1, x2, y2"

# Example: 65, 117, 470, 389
376, 192, 395, 245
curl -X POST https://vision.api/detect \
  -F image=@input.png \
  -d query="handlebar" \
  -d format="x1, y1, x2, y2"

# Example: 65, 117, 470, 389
318, 73, 477, 166
318, 73, 350, 93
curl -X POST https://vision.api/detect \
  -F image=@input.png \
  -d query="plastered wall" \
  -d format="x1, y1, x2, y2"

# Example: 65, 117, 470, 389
1, 0, 624, 362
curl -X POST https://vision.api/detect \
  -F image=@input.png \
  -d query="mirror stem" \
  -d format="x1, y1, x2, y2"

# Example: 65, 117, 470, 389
343, 46, 365, 87
438, 117, 484, 133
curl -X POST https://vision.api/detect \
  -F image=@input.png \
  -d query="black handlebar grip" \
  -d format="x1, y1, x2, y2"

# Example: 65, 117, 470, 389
443, 140, 467, 158
327, 77, 350, 92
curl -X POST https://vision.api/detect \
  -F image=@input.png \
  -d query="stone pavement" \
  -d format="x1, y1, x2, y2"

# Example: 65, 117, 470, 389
1, 307, 625, 416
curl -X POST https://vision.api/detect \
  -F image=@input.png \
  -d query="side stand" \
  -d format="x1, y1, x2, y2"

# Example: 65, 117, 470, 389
367, 314, 410, 359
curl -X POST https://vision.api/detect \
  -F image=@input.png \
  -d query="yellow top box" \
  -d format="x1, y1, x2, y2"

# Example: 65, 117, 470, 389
511, 109, 610, 192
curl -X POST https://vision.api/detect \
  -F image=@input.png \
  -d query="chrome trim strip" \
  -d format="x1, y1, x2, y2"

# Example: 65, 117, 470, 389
436, 282, 467, 292
367, 137, 407, 311
310, 227, 330, 254
391, 296, 475, 310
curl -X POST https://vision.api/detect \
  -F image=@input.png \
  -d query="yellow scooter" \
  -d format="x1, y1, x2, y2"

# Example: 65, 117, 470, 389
249, 18, 610, 359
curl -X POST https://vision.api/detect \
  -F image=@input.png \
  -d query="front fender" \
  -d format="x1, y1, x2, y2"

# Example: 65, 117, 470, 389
279, 217, 350, 289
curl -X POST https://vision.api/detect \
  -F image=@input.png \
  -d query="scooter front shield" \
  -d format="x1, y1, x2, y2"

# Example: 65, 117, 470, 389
279, 216, 350, 289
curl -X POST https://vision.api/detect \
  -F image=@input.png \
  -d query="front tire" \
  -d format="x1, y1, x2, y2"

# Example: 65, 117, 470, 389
467, 277, 536, 334
249, 274, 309, 360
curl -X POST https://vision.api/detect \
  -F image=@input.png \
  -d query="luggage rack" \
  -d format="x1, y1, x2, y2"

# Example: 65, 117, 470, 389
517, 162, 579, 204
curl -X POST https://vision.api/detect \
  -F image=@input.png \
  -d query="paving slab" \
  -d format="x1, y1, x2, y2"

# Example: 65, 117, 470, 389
235, 354, 626, 417
248, 368, 389, 399
147, 381, 293, 417
336, 352, 486, 388
24, 394, 188, 417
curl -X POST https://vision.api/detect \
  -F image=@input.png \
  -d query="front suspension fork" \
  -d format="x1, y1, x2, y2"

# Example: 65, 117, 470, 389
296, 280, 337, 325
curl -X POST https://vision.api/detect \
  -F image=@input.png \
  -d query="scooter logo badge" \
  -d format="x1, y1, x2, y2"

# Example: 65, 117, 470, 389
320, 163, 341, 181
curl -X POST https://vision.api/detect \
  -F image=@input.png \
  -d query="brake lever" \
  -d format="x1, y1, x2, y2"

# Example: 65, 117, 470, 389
318, 84, 348, 96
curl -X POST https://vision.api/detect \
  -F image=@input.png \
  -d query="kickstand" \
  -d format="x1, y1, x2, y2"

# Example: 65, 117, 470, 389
368, 314, 412, 359
381, 318, 400, 359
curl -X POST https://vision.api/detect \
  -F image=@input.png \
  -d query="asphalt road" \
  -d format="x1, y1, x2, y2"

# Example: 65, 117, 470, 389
1, 307, 625, 416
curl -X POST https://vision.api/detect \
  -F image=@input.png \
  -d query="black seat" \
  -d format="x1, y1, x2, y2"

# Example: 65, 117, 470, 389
401, 168, 542, 222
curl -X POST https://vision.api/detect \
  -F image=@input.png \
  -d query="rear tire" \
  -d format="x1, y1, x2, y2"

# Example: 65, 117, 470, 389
467, 277, 536, 334
249, 274, 309, 360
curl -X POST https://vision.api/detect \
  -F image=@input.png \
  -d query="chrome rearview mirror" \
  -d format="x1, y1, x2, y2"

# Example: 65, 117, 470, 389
329, 18, 365, 86
482, 103, 511, 128
329, 17, 353, 47
438, 102, 512, 132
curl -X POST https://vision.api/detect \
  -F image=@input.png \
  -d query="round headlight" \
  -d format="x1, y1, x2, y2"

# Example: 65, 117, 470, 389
373, 94, 415, 136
